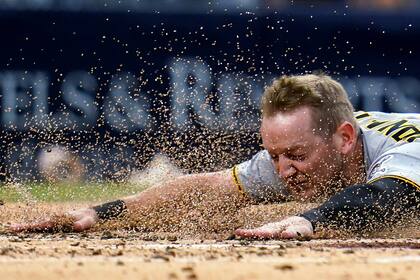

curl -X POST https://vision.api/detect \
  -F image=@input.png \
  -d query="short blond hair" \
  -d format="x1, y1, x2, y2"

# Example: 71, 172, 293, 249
261, 73, 356, 136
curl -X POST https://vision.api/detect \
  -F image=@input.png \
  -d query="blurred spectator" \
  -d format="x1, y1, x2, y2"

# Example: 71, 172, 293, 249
38, 145, 84, 183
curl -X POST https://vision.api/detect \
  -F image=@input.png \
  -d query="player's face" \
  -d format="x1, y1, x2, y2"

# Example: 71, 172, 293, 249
261, 106, 344, 202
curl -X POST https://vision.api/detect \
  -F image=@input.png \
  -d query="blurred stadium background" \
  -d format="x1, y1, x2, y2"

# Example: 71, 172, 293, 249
0, 0, 420, 184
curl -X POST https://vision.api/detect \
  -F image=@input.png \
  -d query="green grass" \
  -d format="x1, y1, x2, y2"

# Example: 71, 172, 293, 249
0, 182, 149, 203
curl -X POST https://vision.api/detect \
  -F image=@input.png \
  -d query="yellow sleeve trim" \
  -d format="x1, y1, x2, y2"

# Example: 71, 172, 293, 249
231, 165, 245, 196
368, 175, 420, 191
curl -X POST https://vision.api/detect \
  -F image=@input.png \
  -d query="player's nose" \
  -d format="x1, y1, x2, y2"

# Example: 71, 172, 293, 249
276, 157, 297, 178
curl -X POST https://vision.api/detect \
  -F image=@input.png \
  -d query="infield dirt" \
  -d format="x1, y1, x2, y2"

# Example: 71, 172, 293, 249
1, 202, 419, 280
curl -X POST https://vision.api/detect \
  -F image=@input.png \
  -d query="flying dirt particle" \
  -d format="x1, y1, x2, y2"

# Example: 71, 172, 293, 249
112, 250, 124, 257
277, 251, 285, 256
343, 249, 355, 254
204, 255, 217, 260
0, 247, 10, 255
68, 249, 76, 257
165, 247, 177, 257
101, 231, 114, 239
257, 251, 269, 256
116, 260, 124, 266
186, 274, 197, 280
0, 200, 4, 206
181, 266, 194, 272
143, 235, 158, 242
70, 241, 80, 246
91, 249, 102, 256
311, 247, 324, 252
166, 235, 177, 242
274, 264, 294, 271
151, 254, 170, 262
116, 241, 126, 248
168, 272, 179, 279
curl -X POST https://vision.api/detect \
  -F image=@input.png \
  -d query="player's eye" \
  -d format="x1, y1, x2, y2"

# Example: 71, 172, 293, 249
287, 154, 306, 161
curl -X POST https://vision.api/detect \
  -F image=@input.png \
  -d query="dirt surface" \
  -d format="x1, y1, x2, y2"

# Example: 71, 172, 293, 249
1, 202, 419, 279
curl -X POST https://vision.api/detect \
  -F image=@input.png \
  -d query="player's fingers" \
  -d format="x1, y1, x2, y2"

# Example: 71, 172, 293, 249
8, 220, 55, 232
73, 216, 95, 232
281, 225, 313, 239
234, 228, 255, 238
235, 228, 263, 238
7, 223, 24, 232
235, 228, 281, 239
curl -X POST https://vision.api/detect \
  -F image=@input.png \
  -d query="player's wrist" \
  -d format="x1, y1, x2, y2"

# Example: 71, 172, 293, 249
298, 211, 319, 231
91, 199, 128, 221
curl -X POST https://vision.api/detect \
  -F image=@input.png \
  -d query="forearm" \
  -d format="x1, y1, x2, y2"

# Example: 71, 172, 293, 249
300, 178, 420, 232
124, 170, 243, 210
93, 170, 245, 221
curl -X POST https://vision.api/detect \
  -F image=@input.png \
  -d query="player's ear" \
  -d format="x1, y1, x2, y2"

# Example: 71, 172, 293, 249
333, 121, 357, 154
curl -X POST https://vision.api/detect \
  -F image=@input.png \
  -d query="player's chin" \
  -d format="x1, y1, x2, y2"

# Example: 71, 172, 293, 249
286, 184, 314, 202
289, 188, 318, 202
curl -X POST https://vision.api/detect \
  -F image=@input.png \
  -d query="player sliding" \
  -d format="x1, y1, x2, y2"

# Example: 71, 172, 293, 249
9, 73, 420, 238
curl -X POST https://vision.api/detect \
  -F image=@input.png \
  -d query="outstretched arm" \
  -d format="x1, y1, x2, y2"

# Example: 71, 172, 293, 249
236, 177, 420, 239
300, 177, 420, 232
10, 169, 246, 232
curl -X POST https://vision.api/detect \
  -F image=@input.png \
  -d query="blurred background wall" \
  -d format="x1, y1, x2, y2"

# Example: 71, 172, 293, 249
1, 0, 419, 182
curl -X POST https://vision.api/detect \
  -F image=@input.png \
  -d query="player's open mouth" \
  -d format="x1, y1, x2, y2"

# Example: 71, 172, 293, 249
287, 173, 309, 184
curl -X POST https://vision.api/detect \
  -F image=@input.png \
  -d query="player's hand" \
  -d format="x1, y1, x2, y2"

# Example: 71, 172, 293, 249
7, 208, 99, 233
235, 216, 313, 239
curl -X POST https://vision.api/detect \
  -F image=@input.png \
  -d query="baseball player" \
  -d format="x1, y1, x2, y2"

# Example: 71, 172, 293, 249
10, 73, 420, 239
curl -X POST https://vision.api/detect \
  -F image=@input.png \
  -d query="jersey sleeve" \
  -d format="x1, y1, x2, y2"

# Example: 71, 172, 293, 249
366, 142, 420, 191
232, 150, 288, 202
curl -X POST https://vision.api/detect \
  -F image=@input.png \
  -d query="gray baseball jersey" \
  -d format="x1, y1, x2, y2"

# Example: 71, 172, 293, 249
232, 111, 420, 202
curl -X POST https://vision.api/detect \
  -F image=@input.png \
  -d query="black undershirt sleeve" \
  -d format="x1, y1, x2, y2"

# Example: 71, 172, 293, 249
92, 200, 127, 221
299, 178, 420, 232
